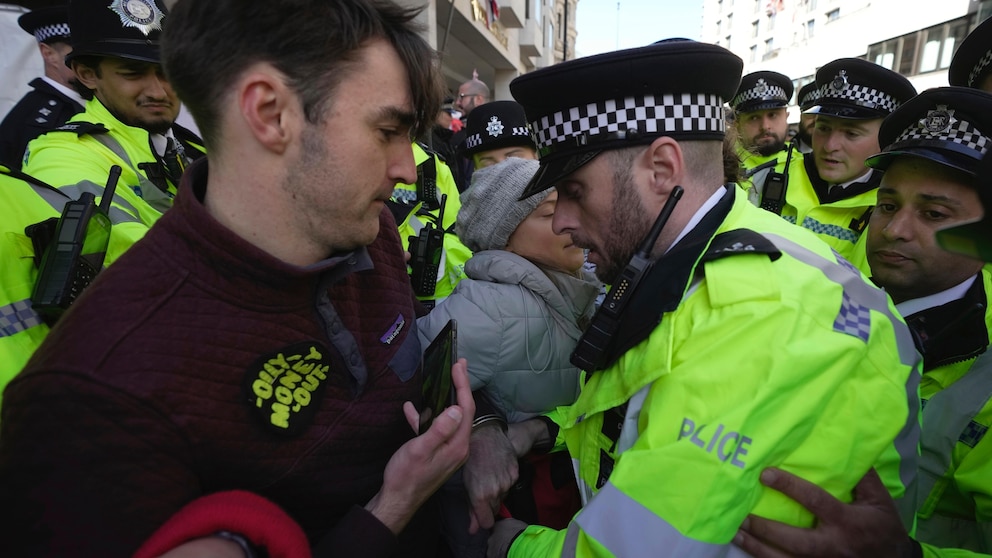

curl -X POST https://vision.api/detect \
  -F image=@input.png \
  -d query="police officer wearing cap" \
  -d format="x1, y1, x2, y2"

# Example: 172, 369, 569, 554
794, 80, 819, 154
459, 100, 538, 170
782, 58, 916, 272
731, 70, 795, 207
23, 0, 204, 232
488, 39, 920, 558
949, 15, 992, 93
0, 5, 85, 170
737, 86, 992, 558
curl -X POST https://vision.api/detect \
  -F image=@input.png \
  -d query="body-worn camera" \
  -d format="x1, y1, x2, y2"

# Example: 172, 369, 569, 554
31, 166, 120, 324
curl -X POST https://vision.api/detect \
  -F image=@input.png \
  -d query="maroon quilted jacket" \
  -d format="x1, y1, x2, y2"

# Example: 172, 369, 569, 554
0, 160, 436, 557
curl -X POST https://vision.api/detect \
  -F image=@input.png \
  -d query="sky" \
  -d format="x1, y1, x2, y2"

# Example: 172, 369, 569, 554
574, 0, 706, 58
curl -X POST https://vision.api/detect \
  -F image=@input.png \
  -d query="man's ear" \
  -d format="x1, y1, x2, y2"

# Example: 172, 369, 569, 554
238, 68, 298, 155
72, 61, 99, 90
644, 136, 684, 196
38, 43, 59, 69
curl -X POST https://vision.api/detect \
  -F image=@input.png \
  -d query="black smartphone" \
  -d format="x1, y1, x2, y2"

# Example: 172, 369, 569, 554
419, 319, 458, 434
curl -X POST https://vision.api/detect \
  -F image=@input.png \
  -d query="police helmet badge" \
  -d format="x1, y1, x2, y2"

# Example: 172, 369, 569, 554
755, 78, 769, 96
831, 69, 849, 91
921, 105, 955, 135
486, 116, 505, 138
108, 0, 164, 36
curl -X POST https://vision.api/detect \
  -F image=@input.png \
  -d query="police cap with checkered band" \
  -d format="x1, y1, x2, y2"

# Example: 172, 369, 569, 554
937, 149, 992, 262
731, 70, 794, 113
458, 100, 536, 157
949, 15, 992, 89
18, 5, 71, 44
509, 39, 742, 198
806, 58, 916, 120
796, 80, 820, 112
65, 0, 169, 65
866, 86, 992, 176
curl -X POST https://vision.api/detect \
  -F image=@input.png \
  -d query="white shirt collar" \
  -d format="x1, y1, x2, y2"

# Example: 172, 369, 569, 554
828, 168, 875, 192
39, 76, 86, 107
895, 275, 978, 317
667, 187, 726, 253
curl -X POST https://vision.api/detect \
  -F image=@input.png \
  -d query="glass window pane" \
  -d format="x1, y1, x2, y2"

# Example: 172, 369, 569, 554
920, 38, 940, 72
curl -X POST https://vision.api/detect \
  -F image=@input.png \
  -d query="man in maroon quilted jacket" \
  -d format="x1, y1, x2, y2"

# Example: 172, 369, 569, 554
0, 1, 482, 556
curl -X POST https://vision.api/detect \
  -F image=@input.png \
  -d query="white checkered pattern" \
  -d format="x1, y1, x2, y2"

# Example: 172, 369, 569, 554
33, 23, 70, 42
816, 82, 900, 113
731, 85, 788, 109
531, 94, 725, 152
893, 114, 990, 156
833, 290, 871, 343
0, 299, 43, 338
799, 87, 821, 110
969, 48, 992, 88
464, 126, 530, 150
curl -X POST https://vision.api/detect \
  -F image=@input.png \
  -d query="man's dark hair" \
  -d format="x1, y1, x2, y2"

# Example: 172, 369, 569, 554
161, 0, 442, 150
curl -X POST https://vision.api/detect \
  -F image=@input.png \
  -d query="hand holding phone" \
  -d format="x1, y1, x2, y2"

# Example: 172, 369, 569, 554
419, 319, 458, 434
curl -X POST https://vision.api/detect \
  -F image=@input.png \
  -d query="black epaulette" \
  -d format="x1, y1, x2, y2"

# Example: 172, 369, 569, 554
742, 158, 778, 180
50, 121, 108, 136
699, 228, 782, 263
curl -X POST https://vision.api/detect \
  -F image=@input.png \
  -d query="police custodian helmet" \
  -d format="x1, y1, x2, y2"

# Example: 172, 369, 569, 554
65, 0, 168, 65
730, 71, 794, 114
510, 39, 743, 198
18, 5, 71, 44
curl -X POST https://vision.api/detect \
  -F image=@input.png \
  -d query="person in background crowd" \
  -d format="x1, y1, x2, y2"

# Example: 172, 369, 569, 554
0, 1, 477, 556
793, 80, 819, 154
0, 5, 85, 169
449, 72, 491, 192
459, 100, 538, 170
730, 70, 795, 207
736, 86, 992, 558
782, 58, 916, 272
23, 0, 204, 234
485, 38, 920, 558
949, 15, 992, 93
389, 142, 473, 308
420, 158, 600, 557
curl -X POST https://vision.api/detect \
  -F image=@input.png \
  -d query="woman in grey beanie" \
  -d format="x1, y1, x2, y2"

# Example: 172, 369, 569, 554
417, 157, 601, 557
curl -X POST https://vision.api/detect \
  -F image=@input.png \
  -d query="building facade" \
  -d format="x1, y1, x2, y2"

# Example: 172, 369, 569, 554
408, 0, 579, 102
701, 0, 992, 122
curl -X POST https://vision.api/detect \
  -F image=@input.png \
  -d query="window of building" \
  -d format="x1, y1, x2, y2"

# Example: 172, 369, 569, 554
865, 15, 970, 77
764, 37, 774, 53
726, 35, 732, 49
727, 13, 733, 29
809, 0, 817, 9
717, 19, 722, 35
767, 12, 776, 31
750, 44, 757, 62
754, 0, 761, 14
826, 8, 839, 21
752, 20, 759, 37
807, 19, 815, 37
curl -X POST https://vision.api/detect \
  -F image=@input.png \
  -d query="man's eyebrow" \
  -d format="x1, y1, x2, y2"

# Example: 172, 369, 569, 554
374, 106, 416, 127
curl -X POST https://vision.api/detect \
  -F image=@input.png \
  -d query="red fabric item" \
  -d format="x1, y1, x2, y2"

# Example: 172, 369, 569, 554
526, 453, 581, 530
133, 490, 312, 558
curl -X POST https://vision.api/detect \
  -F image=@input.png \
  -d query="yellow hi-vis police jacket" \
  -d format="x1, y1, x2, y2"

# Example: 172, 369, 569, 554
780, 152, 878, 273
508, 186, 921, 558
23, 97, 203, 232
0, 165, 146, 402
391, 143, 472, 304
735, 142, 790, 206
914, 267, 992, 558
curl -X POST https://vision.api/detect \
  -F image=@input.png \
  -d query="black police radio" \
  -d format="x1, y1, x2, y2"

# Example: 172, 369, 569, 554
31, 165, 121, 324
408, 194, 447, 298
758, 143, 794, 215
571, 186, 684, 373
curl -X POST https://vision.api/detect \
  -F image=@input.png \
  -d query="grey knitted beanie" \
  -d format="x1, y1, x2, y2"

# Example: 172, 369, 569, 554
456, 158, 550, 252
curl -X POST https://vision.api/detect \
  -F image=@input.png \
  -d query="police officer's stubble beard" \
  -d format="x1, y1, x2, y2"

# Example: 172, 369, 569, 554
755, 138, 786, 157
599, 169, 654, 284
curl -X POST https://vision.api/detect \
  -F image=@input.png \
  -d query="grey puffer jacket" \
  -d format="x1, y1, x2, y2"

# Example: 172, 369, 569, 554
417, 250, 601, 423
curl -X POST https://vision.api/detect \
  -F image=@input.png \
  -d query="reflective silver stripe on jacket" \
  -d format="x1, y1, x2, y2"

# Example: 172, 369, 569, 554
765, 233, 922, 528
90, 133, 173, 214
50, 180, 143, 226
562, 481, 753, 557
915, 350, 992, 550
0, 299, 43, 338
